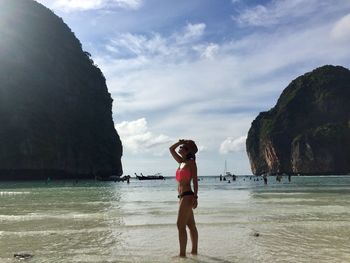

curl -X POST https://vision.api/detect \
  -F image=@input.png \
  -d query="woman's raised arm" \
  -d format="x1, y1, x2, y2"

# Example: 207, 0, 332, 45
169, 140, 185, 163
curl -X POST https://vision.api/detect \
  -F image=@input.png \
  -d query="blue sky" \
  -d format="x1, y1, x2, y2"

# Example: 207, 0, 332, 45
36, 0, 350, 176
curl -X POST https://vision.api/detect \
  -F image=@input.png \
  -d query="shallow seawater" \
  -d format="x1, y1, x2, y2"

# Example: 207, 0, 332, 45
0, 176, 350, 263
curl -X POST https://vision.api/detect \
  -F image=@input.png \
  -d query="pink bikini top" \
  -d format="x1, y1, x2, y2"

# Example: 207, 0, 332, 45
176, 168, 192, 182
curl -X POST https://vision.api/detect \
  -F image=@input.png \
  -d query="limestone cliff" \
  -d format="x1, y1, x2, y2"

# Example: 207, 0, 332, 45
246, 65, 350, 175
0, 0, 123, 179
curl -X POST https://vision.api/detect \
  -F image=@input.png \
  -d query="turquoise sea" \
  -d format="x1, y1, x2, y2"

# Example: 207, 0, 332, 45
1, 175, 350, 263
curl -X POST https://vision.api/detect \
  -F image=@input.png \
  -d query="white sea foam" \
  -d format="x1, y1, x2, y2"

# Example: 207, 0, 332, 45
0, 212, 105, 222
0, 227, 112, 236
0, 191, 31, 195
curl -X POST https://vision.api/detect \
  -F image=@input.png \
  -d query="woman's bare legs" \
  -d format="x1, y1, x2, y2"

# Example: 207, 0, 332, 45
177, 196, 193, 257
187, 209, 198, 254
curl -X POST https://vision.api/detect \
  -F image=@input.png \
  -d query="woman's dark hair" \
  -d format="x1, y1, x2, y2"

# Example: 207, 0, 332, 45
186, 152, 196, 161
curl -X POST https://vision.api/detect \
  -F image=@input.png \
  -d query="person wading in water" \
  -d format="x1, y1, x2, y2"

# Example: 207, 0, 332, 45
169, 139, 198, 257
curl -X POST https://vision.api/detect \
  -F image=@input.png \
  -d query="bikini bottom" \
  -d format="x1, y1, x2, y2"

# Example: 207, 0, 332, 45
178, 191, 194, 199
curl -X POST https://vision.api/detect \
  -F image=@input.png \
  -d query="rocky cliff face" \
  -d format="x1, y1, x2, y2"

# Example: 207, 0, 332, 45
0, 0, 123, 179
246, 65, 350, 175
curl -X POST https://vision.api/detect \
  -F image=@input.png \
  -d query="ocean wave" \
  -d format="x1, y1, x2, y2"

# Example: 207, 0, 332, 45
0, 227, 114, 237
0, 212, 106, 221
0, 191, 31, 196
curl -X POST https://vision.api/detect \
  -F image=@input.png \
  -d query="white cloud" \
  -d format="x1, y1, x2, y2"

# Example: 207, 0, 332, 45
53, 0, 103, 10
107, 32, 170, 58
235, 4, 270, 26
111, 0, 142, 10
176, 23, 206, 44
115, 118, 173, 154
219, 136, 247, 154
37, 0, 142, 11
331, 13, 350, 41
104, 23, 207, 62
110, 33, 147, 55
193, 43, 219, 59
233, 0, 348, 27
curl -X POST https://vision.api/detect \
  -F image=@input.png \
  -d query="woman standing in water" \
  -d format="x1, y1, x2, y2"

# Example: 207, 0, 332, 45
169, 139, 198, 257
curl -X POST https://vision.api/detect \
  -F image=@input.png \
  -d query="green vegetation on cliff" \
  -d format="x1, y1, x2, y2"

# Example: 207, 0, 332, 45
0, 0, 123, 179
246, 65, 350, 175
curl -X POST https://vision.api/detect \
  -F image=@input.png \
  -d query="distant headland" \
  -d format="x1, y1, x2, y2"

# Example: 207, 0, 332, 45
0, 0, 123, 180
246, 65, 350, 176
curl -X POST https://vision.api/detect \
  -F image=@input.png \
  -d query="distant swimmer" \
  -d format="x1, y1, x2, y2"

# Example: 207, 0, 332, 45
276, 174, 282, 182
170, 139, 198, 258
263, 174, 268, 185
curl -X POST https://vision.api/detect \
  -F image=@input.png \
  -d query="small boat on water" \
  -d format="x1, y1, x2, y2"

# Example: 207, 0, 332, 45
96, 175, 130, 182
135, 173, 165, 180
220, 160, 237, 181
